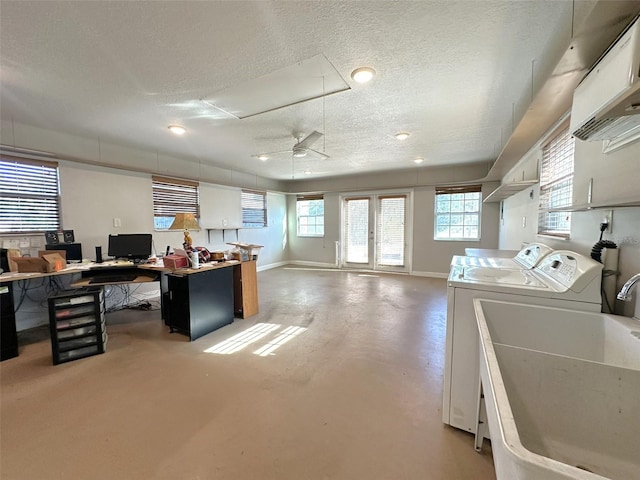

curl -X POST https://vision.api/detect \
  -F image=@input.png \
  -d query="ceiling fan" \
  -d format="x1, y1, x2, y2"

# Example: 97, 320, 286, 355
253, 131, 329, 160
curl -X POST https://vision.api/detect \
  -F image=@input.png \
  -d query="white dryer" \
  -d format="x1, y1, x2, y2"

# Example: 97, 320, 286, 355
450, 242, 553, 269
443, 250, 603, 434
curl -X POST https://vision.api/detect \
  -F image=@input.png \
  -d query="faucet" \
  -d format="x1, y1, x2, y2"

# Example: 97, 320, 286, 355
617, 273, 640, 301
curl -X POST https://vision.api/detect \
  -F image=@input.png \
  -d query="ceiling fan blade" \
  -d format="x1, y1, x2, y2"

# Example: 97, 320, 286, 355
297, 130, 323, 149
251, 149, 292, 158
307, 148, 330, 159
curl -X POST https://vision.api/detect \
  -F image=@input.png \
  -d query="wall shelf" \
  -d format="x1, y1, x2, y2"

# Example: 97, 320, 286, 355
205, 227, 242, 243
483, 180, 538, 203
541, 196, 640, 213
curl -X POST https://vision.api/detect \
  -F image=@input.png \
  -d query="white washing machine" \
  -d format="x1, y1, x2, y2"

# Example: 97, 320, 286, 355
443, 250, 603, 434
450, 242, 553, 269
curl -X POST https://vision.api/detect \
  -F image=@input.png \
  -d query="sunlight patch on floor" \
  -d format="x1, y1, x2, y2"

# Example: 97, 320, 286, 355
253, 326, 307, 357
204, 323, 281, 354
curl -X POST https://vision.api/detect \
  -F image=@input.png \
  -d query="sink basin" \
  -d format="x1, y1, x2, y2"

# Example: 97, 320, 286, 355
474, 299, 640, 480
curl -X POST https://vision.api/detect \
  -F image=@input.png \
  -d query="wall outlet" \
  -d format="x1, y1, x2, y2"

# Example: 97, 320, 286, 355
222, 219, 228, 227
603, 210, 613, 234
113, 217, 121, 228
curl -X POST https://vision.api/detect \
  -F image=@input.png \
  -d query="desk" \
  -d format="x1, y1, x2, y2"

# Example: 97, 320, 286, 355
0, 259, 258, 359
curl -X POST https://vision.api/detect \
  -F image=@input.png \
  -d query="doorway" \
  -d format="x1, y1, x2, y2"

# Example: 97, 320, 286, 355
341, 193, 411, 273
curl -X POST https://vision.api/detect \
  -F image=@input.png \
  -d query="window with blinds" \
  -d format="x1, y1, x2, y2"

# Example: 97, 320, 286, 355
434, 184, 482, 240
296, 195, 324, 236
152, 176, 200, 230
538, 126, 574, 238
377, 195, 405, 266
0, 156, 61, 233
242, 189, 267, 227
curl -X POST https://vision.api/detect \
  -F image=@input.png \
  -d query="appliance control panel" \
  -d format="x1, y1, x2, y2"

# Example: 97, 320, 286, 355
535, 251, 602, 291
514, 243, 553, 269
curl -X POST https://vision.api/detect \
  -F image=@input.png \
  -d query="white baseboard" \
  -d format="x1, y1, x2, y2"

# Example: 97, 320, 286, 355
274, 260, 449, 279
256, 260, 289, 272
411, 271, 449, 279
287, 260, 339, 269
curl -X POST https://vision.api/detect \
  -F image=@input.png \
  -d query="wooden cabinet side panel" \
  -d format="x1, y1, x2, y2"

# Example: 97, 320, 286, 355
240, 261, 259, 318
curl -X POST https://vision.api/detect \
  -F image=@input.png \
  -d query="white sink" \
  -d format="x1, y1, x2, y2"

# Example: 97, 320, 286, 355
474, 299, 640, 480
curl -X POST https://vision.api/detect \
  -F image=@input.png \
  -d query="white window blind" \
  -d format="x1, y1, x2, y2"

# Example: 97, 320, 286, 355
0, 156, 60, 233
434, 185, 481, 240
152, 175, 199, 230
377, 195, 405, 266
297, 195, 324, 236
538, 126, 574, 238
242, 189, 267, 227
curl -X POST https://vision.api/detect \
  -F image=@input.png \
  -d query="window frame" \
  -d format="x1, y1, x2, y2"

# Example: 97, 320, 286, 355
241, 189, 267, 228
296, 195, 325, 237
152, 175, 200, 230
0, 155, 61, 233
537, 123, 575, 239
433, 184, 482, 241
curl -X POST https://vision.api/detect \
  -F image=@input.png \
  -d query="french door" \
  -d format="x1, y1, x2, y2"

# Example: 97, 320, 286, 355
341, 193, 410, 272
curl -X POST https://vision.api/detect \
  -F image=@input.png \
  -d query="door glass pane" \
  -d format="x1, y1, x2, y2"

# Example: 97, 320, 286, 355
345, 199, 369, 263
377, 196, 405, 266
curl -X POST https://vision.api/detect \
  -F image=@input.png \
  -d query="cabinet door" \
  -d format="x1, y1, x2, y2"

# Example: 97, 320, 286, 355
189, 268, 234, 340
1, 284, 18, 361
167, 276, 191, 335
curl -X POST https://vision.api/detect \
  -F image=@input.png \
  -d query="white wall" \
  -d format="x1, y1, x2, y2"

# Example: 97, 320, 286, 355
412, 183, 501, 276
287, 183, 501, 276
58, 160, 288, 266
499, 124, 640, 317
286, 193, 340, 267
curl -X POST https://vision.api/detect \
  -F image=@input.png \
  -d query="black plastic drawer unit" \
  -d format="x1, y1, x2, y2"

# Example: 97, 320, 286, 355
48, 287, 106, 365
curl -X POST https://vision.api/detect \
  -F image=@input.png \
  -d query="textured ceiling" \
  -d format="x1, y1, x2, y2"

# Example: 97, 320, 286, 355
0, 1, 635, 181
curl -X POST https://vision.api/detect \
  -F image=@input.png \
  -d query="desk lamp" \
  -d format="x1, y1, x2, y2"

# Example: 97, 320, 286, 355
169, 213, 200, 248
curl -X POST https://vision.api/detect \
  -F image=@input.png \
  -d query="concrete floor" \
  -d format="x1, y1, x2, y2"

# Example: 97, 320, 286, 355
1, 266, 495, 479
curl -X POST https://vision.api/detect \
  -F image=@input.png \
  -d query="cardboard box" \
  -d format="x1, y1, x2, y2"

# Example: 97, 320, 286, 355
42, 253, 66, 272
38, 250, 67, 261
14, 252, 66, 273
7, 249, 21, 272
163, 254, 189, 270
226, 242, 263, 261
14, 257, 47, 273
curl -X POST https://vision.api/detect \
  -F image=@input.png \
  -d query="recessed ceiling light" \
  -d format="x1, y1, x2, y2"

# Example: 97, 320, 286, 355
304, 170, 312, 175
414, 158, 424, 164
395, 132, 410, 140
351, 67, 376, 83
257, 154, 269, 161
168, 125, 186, 136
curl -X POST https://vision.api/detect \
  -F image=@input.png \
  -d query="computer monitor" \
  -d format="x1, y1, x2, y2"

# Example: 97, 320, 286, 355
45, 243, 83, 262
107, 234, 152, 261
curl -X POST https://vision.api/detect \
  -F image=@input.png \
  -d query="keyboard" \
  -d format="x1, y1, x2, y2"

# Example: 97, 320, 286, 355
88, 273, 138, 284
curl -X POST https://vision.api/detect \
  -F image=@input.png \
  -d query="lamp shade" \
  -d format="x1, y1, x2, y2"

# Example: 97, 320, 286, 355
168, 213, 200, 231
